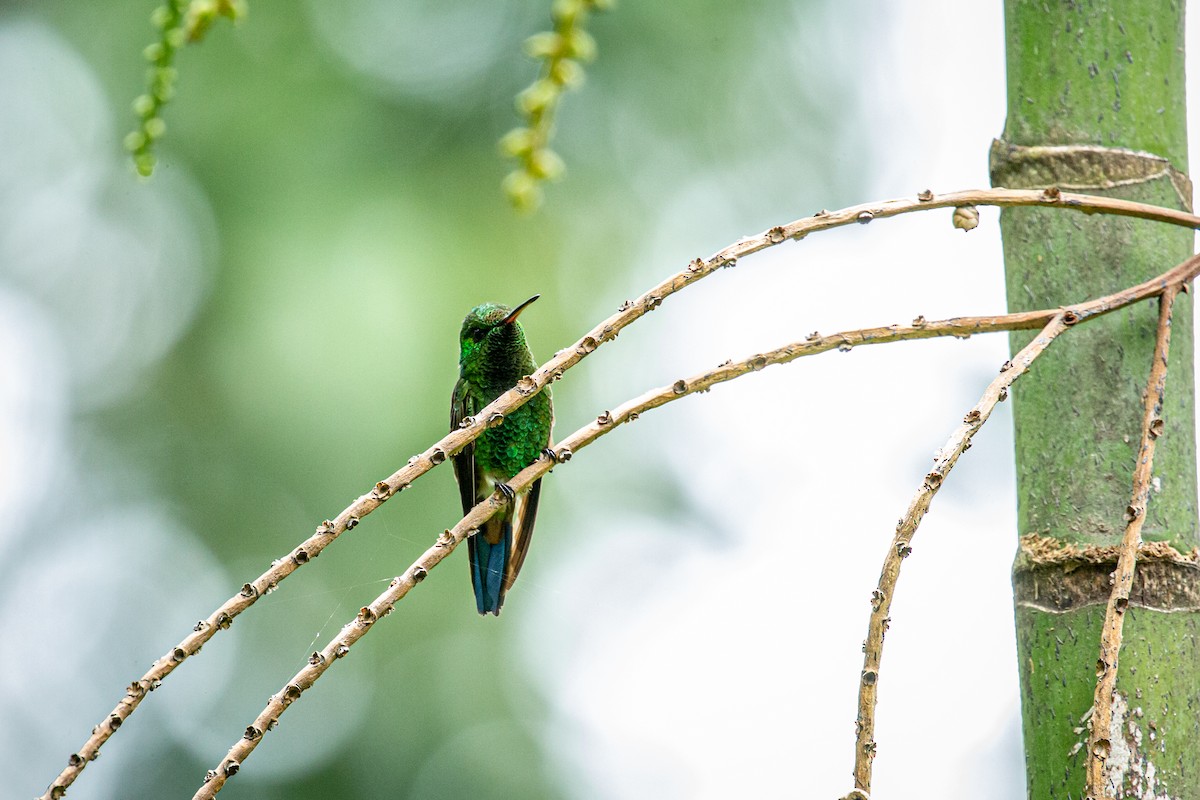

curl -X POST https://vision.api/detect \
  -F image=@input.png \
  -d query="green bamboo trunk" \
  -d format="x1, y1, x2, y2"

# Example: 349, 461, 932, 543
993, 1, 1200, 796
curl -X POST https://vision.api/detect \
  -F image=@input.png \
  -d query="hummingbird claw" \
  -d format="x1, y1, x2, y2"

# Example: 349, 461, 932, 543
541, 447, 557, 462
495, 482, 516, 502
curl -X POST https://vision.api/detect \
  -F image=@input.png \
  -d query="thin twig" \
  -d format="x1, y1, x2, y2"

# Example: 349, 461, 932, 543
193, 254, 1200, 798
848, 258, 1200, 797
849, 316, 1066, 797
1086, 286, 1179, 800
39, 191, 1200, 800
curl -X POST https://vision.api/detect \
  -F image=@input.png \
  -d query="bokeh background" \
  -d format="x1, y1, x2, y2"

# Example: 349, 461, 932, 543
3, 2, 1198, 798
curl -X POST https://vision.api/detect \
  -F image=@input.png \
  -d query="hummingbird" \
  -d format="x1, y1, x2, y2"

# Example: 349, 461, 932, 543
451, 295, 553, 615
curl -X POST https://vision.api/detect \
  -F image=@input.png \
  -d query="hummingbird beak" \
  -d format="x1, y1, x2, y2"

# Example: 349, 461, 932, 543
501, 294, 540, 325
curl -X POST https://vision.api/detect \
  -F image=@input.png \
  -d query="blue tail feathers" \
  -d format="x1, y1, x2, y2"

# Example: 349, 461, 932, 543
470, 520, 512, 615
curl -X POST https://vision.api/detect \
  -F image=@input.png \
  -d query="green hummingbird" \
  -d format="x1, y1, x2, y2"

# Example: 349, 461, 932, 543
451, 295, 553, 615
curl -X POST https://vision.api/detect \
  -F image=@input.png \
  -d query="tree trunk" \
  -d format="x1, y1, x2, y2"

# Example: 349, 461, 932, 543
992, 1, 1200, 796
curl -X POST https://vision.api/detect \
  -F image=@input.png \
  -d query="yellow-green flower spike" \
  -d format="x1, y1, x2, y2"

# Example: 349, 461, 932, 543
127, 0, 245, 177
501, 0, 611, 211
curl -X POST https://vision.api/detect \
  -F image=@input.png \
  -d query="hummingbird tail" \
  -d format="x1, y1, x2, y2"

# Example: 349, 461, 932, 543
469, 517, 512, 615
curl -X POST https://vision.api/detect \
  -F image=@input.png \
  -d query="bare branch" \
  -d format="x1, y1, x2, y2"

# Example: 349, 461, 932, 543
847, 257, 1200, 796
850, 315, 1067, 795
39, 192, 1200, 800
1086, 286, 1179, 800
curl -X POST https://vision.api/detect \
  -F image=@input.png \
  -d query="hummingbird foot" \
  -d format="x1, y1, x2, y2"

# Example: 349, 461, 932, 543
541, 447, 557, 462
495, 482, 516, 502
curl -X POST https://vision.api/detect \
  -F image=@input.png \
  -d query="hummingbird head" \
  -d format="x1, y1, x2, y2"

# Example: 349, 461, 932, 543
458, 295, 540, 367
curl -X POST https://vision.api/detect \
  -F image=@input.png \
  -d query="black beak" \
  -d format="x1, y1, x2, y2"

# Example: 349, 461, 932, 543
501, 294, 540, 325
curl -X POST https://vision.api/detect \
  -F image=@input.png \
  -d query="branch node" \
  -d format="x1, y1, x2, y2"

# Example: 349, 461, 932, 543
870, 589, 884, 611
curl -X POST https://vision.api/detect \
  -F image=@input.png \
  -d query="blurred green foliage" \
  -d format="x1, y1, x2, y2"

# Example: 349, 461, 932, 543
11, 0, 871, 796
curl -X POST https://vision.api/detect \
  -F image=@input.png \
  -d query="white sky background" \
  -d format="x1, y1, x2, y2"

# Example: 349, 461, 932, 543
2, 3, 1199, 800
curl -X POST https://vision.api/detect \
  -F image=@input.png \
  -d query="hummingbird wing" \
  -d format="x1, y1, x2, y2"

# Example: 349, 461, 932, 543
450, 377, 478, 516
501, 402, 553, 603
452, 378, 509, 614
502, 478, 541, 597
